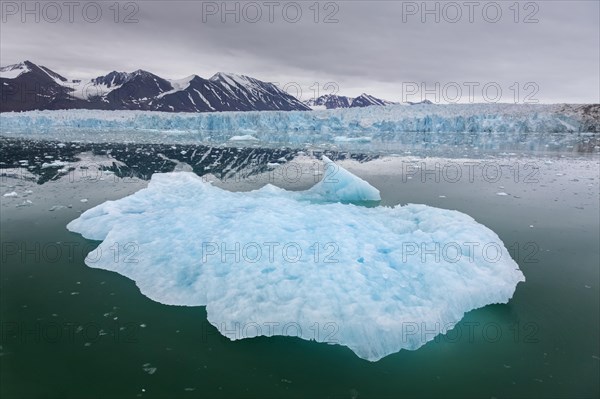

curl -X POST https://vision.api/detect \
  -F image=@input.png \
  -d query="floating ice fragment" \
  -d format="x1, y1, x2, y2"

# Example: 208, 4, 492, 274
142, 364, 157, 375
229, 135, 258, 141
334, 136, 372, 142
67, 158, 524, 361
41, 160, 69, 169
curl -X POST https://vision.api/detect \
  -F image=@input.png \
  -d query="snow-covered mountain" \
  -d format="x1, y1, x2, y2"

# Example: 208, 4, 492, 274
350, 93, 395, 107
0, 61, 310, 113
207, 72, 310, 111
305, 93, 396, 109
0, 60, 87, 112
407, 99, 434, 105
305, 94, 354, 109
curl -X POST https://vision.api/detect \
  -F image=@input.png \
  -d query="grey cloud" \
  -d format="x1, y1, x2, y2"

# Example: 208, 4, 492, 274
0, 0, 598, 103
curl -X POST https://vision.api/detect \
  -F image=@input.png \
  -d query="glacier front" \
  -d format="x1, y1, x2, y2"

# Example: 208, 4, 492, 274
66, 158, 525, 361
1, 103, 597, 140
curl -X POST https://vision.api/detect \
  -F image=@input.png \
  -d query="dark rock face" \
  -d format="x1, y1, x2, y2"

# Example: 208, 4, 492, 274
350, 93, 390, 108
0, 61, 310, 113
305, 94, 354, 109
0, 61, 88, 112
306, 94, 395, 109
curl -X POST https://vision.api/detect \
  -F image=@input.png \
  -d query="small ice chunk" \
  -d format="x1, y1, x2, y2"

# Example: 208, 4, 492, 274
3, 191, 18, 197
142, 364, 157, 375
229, 135, 258, 141
16, 200, 33, 207
42, 160, 69, 169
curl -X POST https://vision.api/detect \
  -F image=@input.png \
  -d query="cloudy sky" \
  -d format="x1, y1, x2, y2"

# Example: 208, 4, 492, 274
1, 0, 598, 103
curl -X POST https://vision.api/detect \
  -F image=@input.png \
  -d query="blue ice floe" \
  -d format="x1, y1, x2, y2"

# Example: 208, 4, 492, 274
67, 157, 524, 361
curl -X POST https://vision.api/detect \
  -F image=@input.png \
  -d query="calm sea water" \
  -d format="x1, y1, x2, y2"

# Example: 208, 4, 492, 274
1, 138, 598, 398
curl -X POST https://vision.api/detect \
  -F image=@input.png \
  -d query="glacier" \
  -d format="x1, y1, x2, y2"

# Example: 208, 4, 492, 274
66, 157, 525, 361
1, 104, 597, 142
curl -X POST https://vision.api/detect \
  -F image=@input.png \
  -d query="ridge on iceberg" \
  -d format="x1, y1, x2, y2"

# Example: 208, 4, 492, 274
67, 158, 525, 361
307, 156, 381, 202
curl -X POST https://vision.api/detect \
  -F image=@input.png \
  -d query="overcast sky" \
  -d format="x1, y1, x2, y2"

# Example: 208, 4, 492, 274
1, 0, 599, 103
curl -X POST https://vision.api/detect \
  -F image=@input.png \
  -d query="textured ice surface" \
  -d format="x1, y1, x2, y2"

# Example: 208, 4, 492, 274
67, 158, 525, 361
1, 104, 596, 139
2, 105, 596, 155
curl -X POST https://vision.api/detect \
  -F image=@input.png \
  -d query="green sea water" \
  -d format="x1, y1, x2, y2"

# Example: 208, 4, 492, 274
1, 150, 598, 398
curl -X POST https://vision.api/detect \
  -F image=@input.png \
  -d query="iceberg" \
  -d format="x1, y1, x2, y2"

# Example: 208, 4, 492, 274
67, 158, 525, 361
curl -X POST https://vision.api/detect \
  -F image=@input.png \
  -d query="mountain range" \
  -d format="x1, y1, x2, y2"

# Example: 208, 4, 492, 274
304, 93, 396, 109
0, 61, 317, 113
0, 61, 402, 113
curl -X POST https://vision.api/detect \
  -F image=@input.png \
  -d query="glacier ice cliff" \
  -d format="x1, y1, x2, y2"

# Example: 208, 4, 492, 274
1, 104, 597, 144
66, 158, 525, 361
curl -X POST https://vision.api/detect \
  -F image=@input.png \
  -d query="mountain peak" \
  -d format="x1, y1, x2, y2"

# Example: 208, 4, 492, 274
351, 93, 392, 107
0, 61, 311, 113
132, 69, 154, 77
305, 94, 354, 109
0, 60, 68, 81
211, 71, 242, 79
209, 72, 255, 86
407, 99, 434, 105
